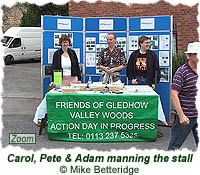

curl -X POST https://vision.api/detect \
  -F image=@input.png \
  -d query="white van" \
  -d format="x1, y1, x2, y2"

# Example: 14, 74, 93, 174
2, 27, 41, 65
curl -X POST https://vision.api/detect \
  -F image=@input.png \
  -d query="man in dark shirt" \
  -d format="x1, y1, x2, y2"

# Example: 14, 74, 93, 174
168, 42, 199, 150
126, 36, 160, 90
97, 32, 126, 84
127, 36, 162, 138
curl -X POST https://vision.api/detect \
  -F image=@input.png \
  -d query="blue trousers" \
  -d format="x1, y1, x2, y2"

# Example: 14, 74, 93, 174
168, 114, 199, 150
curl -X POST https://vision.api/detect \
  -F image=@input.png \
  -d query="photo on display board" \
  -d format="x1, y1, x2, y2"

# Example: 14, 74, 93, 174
129, 36, 139, 50
99, 33, 108, 43
86, 37, 96, 52
96, 44, 107, 59
86, 53, 96, 67
159, 51, 169, 67
145, 35, 158, 50
159, 35, 170, 50
160, 67, 169, 82
54, 33, 73, 47
116, 37, 127, 52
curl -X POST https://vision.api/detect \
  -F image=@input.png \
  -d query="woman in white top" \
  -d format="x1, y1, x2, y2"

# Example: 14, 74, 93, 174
33, 34, 81, 126
51, 34, 81, 86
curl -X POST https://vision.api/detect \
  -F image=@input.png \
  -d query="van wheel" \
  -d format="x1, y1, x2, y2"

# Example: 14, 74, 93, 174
4, 56, 13, 65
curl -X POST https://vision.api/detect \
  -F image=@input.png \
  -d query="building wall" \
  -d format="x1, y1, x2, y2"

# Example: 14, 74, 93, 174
69, 0, 199, 51
2, 3, 28, 33
2, 1, 198, 51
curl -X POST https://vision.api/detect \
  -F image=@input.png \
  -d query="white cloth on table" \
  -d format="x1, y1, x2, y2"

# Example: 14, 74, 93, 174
158, 97, 167, 125
33, 95, 47, 124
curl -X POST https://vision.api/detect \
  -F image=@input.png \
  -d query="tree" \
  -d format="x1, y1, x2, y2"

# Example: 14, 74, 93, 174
172, 51, 187, 78
20, 2, 68, 27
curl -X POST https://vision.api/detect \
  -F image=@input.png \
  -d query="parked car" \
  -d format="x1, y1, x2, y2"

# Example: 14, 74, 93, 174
2, 27, 41, 65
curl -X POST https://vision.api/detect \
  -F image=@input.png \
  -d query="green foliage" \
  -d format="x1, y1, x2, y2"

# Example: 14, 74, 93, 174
20, 2, 68, 27
172, 51, 187, 78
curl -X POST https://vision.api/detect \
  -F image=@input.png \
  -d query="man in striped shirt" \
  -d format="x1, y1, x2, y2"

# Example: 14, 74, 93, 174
168, 42, 199, 150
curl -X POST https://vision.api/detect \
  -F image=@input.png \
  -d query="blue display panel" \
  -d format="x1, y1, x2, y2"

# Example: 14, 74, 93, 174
43, 31, 83, 65
43, 16, 83, 31
85, 32, 127, 81
128, 29, 172, 122
86, 17, 127, 31
42, 16, 84, 96
129, 16, 171, 31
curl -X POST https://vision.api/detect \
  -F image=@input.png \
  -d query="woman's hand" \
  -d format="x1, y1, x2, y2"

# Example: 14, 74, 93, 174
151, 84, 156, 90
49, 82, 54, 87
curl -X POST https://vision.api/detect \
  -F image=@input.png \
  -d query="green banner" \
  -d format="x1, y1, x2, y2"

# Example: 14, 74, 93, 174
46, 93, 158, 142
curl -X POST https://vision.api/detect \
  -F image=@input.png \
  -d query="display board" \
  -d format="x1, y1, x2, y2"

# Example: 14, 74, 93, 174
42, 16, 84, 95
85, 17, 127, 83
128, 16, 172, 123
42, 15, 172, 123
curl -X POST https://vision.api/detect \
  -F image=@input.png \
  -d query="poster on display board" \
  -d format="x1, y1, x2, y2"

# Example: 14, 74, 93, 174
159, 51, 170, 67
129, 35, 158, 50
86, 53, 96, 67
160, 67, 169, 82
140, 18, 155, 29
159, 35, 170, 50
129, 36, 139, 50
73, 48, 81, 63
116, 37, 127, 52
48, 48, 58, 64
57, 18, 71, 30
146, 35, 158, 50
99, 33, 108, 43
54, 33, 73, 47
99, 19, 114, 30
86, 37, 96, 52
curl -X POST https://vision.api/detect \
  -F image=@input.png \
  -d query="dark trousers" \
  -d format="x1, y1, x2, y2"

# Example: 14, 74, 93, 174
168, 114, 199, 150
136, 76, 147, 85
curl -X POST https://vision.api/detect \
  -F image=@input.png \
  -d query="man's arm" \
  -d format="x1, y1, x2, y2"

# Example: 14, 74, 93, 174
97, 65, 110, 73
171, 89, 190, 125
108, 65, 126, 74
97, 65, 126, 74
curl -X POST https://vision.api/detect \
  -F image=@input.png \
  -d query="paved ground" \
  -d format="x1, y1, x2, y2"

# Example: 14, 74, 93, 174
1, 59, 197, 151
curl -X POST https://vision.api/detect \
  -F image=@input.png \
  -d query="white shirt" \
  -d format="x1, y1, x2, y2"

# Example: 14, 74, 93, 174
61, 54, 71, 76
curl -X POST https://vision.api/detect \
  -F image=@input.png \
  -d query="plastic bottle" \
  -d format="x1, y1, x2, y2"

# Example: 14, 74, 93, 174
87, 76, 92, 90
88, 76, 92, 84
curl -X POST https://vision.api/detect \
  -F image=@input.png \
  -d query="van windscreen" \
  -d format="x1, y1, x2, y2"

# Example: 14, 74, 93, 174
2, 36, 13, 47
